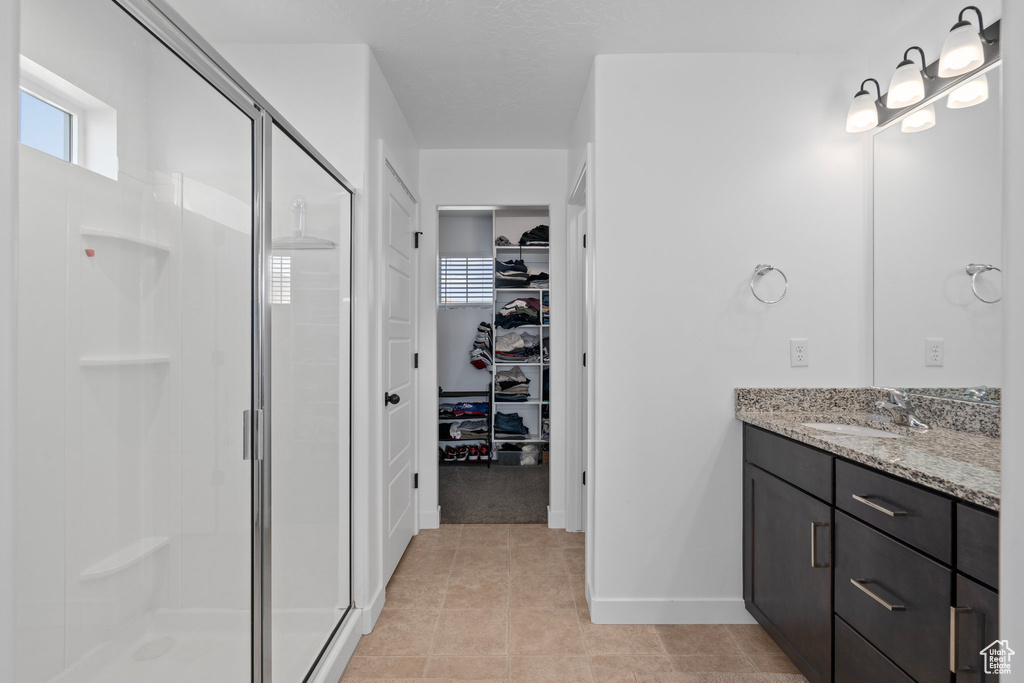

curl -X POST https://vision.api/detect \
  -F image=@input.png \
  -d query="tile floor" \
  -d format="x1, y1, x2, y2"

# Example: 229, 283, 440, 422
340, 525, 808, 683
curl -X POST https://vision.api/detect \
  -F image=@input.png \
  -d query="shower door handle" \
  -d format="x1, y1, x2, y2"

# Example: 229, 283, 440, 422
243, 409, 264, 461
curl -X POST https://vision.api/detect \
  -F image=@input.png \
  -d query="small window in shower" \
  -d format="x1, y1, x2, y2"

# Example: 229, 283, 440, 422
272, 255, 292, 304
19, 89, 73, 162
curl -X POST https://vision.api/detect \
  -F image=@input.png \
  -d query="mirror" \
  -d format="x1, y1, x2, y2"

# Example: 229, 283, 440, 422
873, 65, 1002, 403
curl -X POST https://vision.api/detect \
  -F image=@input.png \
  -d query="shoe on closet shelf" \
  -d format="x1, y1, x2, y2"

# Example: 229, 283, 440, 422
456, 446, 469, 462
468, 445, 480, 462
443, 446, 457, 462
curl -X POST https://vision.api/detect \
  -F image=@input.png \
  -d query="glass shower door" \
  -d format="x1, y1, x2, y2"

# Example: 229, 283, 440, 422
17, 0, 255, 680
268, 124, 352, 681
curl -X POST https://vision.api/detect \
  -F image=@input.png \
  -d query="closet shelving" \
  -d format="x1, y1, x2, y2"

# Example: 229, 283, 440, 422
438, 386, 492, 467
491, 209, 550, 466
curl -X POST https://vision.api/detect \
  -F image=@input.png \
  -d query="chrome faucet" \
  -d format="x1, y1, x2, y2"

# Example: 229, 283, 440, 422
963, 385, 989, 402
873, 387, 930, 431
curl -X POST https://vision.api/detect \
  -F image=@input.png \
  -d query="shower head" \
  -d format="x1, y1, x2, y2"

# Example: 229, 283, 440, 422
272, 195, 336, 250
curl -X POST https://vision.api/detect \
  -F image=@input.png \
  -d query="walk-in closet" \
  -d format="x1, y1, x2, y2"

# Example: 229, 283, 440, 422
436, 207, 552, 523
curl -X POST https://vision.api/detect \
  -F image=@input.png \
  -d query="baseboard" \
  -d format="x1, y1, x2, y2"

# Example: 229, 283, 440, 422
308, 609, 362, 683
361, 584, 386, 634
419, 505, 440, 530
547, 506, 565, 529
588, 596, 755, 625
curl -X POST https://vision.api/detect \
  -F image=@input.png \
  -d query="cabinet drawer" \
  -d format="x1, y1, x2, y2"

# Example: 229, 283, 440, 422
743, 424, 832, 502
836, 459, 952, 563
834, 616, 914, 683
957, 504, 999, 589
835, 512, 951, 683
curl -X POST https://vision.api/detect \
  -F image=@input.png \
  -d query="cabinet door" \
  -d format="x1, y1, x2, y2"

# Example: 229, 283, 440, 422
744, 463, 832, 683
954, 575, 1000, 682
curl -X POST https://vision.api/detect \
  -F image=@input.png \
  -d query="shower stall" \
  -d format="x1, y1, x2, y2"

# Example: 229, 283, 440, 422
15, 1, 353, 681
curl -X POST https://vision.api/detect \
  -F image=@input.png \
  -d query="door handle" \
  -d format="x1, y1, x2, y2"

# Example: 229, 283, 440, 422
850, 578, 905, 611
810, 522, 829, 568
950, 606, 974, 673
385, 392, 401, 406
852, 494, 907, 517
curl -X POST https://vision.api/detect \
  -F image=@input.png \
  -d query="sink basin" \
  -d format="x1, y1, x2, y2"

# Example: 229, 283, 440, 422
801, 423, 907, 439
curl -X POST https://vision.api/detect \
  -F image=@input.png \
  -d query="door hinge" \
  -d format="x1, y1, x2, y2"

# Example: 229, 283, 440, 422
583, 471, 586, 486
414, 473, 419, 489
414, 231, 423, 248
414, 352, 419, 369
583, 352, 587, 367
583, 234, 587, 248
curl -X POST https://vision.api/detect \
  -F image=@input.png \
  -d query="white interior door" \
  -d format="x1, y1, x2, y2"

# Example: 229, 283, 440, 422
579, 204, 589, 532
383, 164, 418, 582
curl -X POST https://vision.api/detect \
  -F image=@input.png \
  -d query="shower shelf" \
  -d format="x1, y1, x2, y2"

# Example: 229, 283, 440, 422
80, 354, 171, 367
79, 535, 170, 582
80, 228, 171, 253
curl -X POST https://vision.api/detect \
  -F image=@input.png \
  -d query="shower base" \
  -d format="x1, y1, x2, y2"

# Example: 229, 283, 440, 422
50, 608, 343, 683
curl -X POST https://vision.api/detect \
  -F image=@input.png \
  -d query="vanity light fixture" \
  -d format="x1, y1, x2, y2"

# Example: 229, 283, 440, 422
887, 46, 932, 108
947, 73, 989, 108
938, 6, 994, 77
847, 78, 882, 133
901, 104, 936, 133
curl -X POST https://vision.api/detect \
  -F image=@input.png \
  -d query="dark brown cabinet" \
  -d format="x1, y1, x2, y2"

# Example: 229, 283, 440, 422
743, 449, 832, 682
742, 423, 1000, 683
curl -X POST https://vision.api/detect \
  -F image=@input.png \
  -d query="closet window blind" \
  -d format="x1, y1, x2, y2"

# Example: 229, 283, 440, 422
439, 257, 493, 305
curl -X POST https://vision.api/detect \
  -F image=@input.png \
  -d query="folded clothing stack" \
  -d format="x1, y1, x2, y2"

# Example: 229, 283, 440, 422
495, 259, 529, 288
542, 292, 549, 324
528, 272, 549, 289
519, 224, 549, 246
470, 321, 492, 369
494, 331, 541, 363
495, 297, 540, 328
452, 402, 487, 417
495, 235, 513, 246
495, 412, 529, 436
439, 418, 489, 441
495, 366, 531, 402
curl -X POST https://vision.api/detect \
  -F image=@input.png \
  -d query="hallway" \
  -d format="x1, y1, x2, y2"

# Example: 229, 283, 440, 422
341, 525, 807, 682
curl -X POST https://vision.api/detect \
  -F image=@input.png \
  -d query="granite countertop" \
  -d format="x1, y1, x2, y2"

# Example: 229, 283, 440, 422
735, 389, 1001, 511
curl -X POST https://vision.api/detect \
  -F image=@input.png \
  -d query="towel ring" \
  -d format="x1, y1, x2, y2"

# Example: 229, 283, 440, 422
966, 263, 1002, 304
750, 264, 788, 304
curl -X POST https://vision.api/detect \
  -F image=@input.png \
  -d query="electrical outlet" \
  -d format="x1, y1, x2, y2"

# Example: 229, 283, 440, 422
790, 338, 809, 367
925, 338, 944, 367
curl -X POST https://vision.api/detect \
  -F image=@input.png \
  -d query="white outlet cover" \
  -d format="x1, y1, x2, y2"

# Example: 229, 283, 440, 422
790, 338, 809, 367
925, 338, 944, 367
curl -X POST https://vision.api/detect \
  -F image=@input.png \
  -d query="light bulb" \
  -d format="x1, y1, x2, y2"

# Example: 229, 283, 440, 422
846, 91, 878, 133
887, 60, 925, 108
947, 73, 989, 108
939, 21, 985, 77
901, 105, 936, 133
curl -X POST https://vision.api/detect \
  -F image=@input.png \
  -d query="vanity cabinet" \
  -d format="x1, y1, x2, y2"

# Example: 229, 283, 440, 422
742, 424, 1000, 683
743, 427, 833, 683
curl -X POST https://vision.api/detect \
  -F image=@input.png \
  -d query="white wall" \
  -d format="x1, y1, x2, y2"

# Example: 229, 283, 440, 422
1000, 0, 1024, 657
417, 149, 569, 528
873, 72, 1002, 387
587, 53, 867, 623
0, 1, 19, 679
215, 43, 369, 187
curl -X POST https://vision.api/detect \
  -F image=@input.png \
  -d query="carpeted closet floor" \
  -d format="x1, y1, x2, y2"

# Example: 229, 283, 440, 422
340, 524, 808, 682
439, 467, 549, 524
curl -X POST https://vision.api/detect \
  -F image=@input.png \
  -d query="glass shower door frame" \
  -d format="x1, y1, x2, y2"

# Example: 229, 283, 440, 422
107, 2, 356, 681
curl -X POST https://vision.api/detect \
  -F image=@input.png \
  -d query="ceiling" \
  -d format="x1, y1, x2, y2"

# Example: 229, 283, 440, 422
166, 0, 944, 149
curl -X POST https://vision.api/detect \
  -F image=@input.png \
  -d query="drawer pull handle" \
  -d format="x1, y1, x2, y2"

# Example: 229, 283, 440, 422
852, 494, 907, 517
810, 522, 829, 568
850, 578, 906, 611
950, 606, 974, 673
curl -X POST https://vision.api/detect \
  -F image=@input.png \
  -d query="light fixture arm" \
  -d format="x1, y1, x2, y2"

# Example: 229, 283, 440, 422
957, 5, 996, 44
858, 78, 882, 101
901, 46, 934, 79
